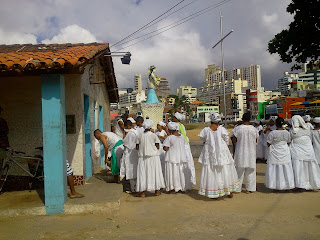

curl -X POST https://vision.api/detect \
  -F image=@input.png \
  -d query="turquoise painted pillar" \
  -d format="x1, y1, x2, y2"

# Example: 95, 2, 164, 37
84, 94, 92, 178
41, 74, 67, 215
99, 106, 104, 166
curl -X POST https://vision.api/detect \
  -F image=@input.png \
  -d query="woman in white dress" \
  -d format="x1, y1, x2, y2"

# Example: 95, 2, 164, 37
198, 113, 239, 199
265, 117, 295, 191
290, 115, 320, 190
311, 117, 320, 166
163, 122, 192, 192
135, 119, 166, 197
155, 121, 168, 175
254, 120, 265, 161
263, 116, 277, 160
173, 112, 196, 185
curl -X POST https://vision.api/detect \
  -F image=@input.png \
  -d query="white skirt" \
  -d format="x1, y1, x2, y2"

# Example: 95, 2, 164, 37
292, 159, 320, 190
265, 163, 295, 190
198, 163, 239, 198
256, 142, 264, 159
136, 156, 166, 192
165, 162, 192, 192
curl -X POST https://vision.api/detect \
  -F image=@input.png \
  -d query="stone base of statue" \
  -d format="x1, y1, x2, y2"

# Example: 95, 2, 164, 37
140, 102, 165, 129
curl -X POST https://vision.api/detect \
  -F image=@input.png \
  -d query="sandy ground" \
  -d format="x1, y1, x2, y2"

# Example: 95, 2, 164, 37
187, 127, 233, 143
1, 160, 320, 240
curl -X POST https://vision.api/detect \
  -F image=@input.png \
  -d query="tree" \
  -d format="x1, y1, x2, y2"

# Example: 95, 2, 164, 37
267, 0, 320, 70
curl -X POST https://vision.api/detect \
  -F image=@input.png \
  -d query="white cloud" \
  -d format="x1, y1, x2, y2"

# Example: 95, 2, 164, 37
0, 28, 37, 44
41, 24, 99, 44
113, 20, 212, 91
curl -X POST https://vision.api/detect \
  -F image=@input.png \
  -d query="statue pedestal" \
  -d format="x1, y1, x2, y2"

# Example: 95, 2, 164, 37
140, 102, 165, 129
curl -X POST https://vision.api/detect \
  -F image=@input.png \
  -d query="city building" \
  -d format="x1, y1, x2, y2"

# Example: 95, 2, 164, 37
0, 43, 118, 214
134, 74, 142, 91
246, 87, 282, 119
196, 106, 219, 119
265, 97, 306, 119
176, 86, 197, 102
278, 72, 299, 94
156, 78, 171, 99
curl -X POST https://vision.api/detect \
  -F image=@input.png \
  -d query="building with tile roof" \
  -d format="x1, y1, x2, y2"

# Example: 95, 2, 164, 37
0, 42, 118, 215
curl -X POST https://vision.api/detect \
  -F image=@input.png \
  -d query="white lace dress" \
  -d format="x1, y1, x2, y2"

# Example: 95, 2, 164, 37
265, 130, 295, 190
198, 127, 239, 198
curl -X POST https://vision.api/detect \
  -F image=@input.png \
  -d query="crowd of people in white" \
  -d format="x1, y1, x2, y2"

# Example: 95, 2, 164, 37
93, 112, 320, 199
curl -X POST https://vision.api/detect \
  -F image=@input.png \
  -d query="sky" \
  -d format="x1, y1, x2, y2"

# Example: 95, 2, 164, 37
0, 0, 294, 92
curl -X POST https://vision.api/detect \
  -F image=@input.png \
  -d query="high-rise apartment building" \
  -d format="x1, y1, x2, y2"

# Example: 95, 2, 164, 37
134, 74, 142, 92
278, 72, 299, 94
156, 78, 171, 99
176, 86, 197, 102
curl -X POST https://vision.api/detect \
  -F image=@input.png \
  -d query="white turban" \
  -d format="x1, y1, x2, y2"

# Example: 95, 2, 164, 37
209, 112, 221, 123
127, 117, 136, 123
174, 112, 185, 122
270, 116, 278, 122
254, 119, 260, 124
292, 115, 307, 134
303, 115, 311, 122
167, 122, 179, 131
142, 119, 153, 129
157, 121, 166, 127
313, 117, 320, 123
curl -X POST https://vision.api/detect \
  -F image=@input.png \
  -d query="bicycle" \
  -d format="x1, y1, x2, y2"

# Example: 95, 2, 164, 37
0, 147, 44, 193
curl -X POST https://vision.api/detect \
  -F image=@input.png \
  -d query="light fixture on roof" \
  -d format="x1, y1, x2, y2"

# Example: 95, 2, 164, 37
105, 52, 131, 65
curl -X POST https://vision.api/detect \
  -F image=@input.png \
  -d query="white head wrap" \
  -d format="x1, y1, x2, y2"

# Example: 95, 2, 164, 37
142, 119, 153, 129
157, 121, 166, 127
303, 115, 311, 122
174, 112, 185, 122
167, 122, 179, 131
313, 117, 320, 123
127, 117, 136, 123
270, 116, 278, 122
292, 115, 307, 133
209, 112, 221, 123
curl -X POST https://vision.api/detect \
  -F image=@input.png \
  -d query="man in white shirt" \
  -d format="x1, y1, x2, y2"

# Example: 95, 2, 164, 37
233, 113, 259, 193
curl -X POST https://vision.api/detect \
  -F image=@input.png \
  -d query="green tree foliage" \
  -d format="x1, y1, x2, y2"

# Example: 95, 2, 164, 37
267, 0, 320, 70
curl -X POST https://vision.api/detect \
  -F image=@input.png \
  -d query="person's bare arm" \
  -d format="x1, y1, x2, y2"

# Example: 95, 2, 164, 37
163, 126, 170, 136
136, 144, 139, 150
163, 146, 169, 151
232, 136, 237, 143
100, 135, 109, 162
155, 143, 160, 149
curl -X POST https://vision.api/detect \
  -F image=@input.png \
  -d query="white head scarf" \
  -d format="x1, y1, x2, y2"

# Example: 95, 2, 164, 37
157, 121, 166, 127
313, 117, 320, 123
303, 115, 311, 122
127, 117, 136, 123
142, 119, 153, 129
209, 112, 221, 123
254, 119, 260, 124
167, 122, 179, 131
292, 115, 308, 133
174, 112, 185, 122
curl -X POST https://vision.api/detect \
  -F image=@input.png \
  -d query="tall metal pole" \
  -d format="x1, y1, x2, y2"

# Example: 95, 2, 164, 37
220, 12, 227, 123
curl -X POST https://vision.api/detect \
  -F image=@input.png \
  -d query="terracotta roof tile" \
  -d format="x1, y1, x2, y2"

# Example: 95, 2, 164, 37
0, 42, 110, 74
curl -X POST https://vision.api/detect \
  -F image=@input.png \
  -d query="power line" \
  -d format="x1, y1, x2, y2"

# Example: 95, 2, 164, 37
114, 0, 232, 52
110, 0, 186, 48
111, 0, 198, 48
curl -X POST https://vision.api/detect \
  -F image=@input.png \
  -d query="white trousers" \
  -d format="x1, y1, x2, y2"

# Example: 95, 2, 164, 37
236, 167, 256, 192
130, 179, 137, 192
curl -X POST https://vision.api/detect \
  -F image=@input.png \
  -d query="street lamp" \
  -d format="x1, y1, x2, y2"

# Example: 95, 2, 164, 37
212, 12, 234, 123
105, 52, 132, 65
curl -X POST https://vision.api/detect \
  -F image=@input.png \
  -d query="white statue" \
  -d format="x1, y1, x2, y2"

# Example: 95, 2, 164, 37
148, 65, 160, 89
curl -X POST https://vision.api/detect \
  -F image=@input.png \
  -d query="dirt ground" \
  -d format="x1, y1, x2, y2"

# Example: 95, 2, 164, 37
1, 161, 320, 240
